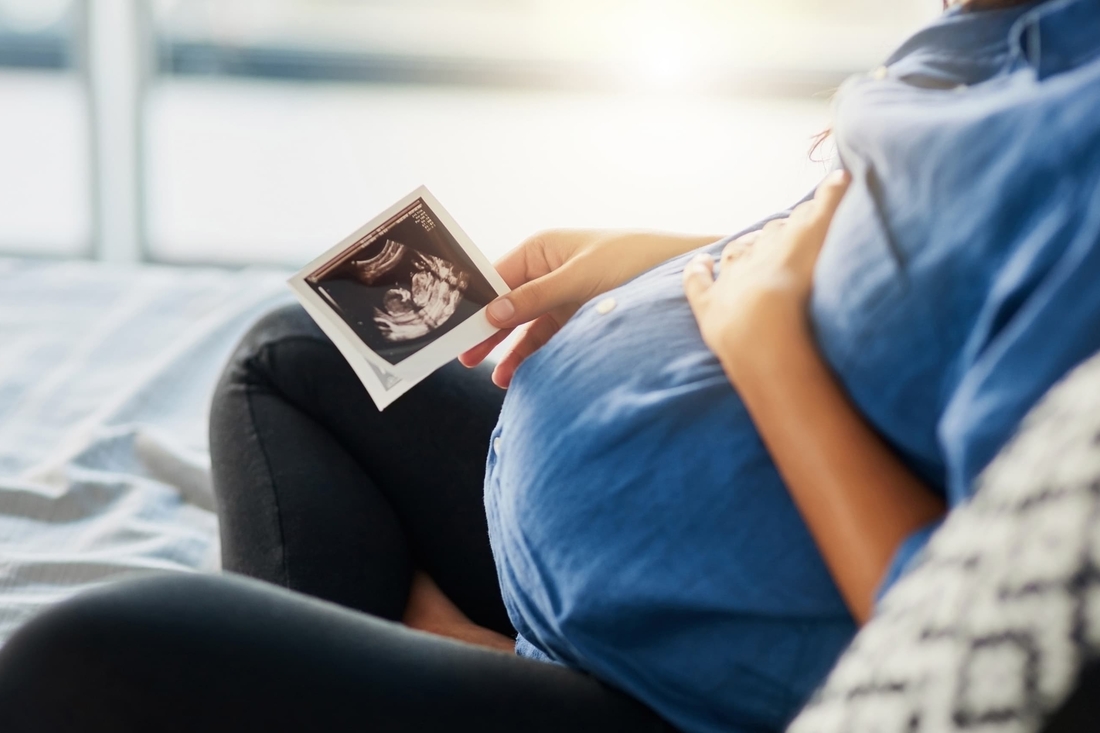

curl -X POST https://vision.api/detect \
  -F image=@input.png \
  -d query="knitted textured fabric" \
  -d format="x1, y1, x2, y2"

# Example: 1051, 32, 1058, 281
788, 350, 1100, 733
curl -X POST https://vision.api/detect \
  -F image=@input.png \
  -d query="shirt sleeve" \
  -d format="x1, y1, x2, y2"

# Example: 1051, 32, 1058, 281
937, 190, 1100, 507
875, 519, 941, 603
879, 183, 1100, 598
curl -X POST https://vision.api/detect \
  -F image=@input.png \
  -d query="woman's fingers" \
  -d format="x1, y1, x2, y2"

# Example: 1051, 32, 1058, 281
458, 327, 513, 367
485, 264, 583, 328
788, 201, 815, 225
681, 253, 715, 305
486, 232, 576, 329
492, 236, 543, 290
779, 169, 852, 279
491, 313, 564, 388
729, 230, 761, 250
782, 171, 850, 237
810, 169, 851, 224
762, 218, 788, 234
718, 231, 759, 266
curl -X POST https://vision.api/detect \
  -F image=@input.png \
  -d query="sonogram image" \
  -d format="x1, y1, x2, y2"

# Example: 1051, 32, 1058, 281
307, 199, 496, 365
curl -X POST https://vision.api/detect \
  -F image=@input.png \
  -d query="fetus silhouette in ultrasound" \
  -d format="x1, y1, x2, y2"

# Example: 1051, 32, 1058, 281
351, 238, 470, 342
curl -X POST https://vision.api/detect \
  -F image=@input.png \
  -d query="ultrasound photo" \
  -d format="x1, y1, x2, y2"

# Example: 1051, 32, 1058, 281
306, 198, 498, 365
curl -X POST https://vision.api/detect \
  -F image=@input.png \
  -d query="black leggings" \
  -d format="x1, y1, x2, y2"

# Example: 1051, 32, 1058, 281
0, 304, 674, 733
211, 303, 513, 631
1, 304, 1097, 733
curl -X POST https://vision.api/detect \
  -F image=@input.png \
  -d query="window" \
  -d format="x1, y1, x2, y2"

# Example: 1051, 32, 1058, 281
0, 0, 89, 257
2, 0, 941, 264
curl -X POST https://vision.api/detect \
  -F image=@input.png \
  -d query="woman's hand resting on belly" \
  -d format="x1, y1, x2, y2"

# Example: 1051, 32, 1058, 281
459, 228, 723, 387
683, 169, 849, 370
683, 170, 945, 623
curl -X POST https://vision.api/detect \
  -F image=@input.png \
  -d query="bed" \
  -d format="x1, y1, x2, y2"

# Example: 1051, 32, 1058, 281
0, 257, 292, 645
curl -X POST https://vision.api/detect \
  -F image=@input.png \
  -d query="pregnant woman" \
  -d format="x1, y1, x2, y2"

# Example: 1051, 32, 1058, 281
1, 1, 1098, 731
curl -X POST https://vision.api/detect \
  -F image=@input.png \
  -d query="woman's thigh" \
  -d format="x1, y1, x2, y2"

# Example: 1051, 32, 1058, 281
210, 304, 509, 631
0, 575, 675, 733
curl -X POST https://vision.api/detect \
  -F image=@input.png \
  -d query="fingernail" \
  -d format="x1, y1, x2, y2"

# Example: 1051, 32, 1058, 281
829, 169, 850, 184
487, 298, 514, 324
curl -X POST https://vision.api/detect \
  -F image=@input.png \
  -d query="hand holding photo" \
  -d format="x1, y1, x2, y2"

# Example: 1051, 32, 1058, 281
288, 187, 509, 410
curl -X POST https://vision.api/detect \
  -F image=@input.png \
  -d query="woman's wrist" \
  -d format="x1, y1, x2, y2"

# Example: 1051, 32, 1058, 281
624, 231, 728, 278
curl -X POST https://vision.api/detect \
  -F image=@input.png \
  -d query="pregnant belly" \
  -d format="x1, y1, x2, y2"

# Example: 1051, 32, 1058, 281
483, 249, 854, 727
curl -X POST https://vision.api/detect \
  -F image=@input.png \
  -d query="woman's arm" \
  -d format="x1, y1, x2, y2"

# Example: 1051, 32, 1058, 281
721, 303, 945, 623
683, 171, 945, 623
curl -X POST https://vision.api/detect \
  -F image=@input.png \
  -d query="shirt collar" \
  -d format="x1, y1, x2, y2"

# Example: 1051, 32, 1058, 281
885, 0, 1100, 84
1009, 0, 1100, 78
884, 1, 1044, 84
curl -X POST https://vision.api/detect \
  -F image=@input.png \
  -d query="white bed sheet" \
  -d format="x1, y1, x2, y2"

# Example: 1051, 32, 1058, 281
0, 257, 292, 645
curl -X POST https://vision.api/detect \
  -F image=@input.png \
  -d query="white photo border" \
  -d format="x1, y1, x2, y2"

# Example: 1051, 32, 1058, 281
294, 295, 414, 410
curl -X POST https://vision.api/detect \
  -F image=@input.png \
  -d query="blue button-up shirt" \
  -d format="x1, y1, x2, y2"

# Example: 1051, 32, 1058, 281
484, 2, 1100, 732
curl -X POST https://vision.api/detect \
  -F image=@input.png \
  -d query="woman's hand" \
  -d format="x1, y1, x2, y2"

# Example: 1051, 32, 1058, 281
460, 229, 721, 387
682, 169, 851, 379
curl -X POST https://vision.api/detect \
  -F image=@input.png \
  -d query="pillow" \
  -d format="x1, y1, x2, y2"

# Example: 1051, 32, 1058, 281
787, 351, 1100, 733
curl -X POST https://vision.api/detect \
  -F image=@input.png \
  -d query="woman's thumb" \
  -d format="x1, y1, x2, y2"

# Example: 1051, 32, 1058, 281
681, 253, 715, 305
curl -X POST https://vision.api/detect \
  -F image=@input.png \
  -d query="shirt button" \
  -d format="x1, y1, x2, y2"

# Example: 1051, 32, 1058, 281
595, 297, 617, 315
493, 437, 502, 454
870, 65, 888, 81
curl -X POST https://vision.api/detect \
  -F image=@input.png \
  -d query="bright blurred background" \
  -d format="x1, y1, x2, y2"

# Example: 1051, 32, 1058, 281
0, 0, 940, 266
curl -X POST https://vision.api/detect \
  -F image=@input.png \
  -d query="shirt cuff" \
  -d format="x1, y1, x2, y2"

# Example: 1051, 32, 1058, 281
874, 519, 943, 604
514, 633, 556, 663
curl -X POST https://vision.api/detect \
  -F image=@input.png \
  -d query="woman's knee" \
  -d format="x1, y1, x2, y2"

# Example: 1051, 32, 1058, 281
208, 303, 342, 455
0, 575, 224, 666
0, 575, 224, 730
216, 303, 328, 390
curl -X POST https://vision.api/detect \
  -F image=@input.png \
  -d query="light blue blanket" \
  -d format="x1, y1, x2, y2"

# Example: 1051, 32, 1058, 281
0, 258, 291, 645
